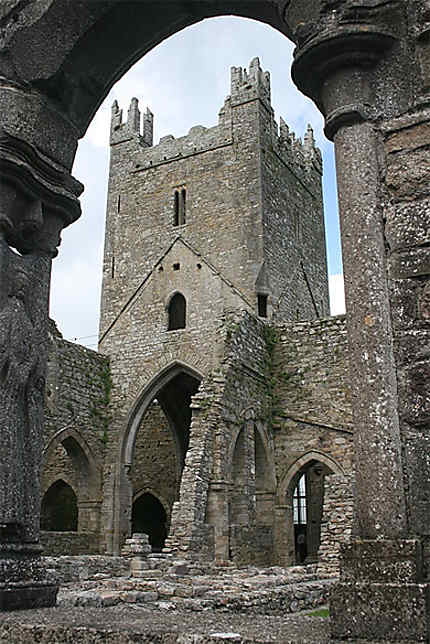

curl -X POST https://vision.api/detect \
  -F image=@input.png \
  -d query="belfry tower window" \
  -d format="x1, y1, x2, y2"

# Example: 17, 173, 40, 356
257, 294, 268, 318
168, 293, 186, 330
174, 188, 186, 226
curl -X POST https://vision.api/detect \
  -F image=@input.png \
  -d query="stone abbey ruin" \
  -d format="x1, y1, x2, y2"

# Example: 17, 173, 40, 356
41, 56, 353, 571
1, 1, 430, 642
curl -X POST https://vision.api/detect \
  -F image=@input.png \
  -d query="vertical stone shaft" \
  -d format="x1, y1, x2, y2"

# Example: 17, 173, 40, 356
334, 121, 407, 539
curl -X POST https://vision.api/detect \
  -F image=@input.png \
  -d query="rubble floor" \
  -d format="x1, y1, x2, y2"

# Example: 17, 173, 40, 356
0, 603, 331, 643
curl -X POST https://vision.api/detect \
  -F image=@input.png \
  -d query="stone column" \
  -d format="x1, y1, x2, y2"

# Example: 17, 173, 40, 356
287, 0, 430, 639
305, 468, 324, 564
273, 504, 293, 567
0, 129, 83, 609
206, 480, 230, 562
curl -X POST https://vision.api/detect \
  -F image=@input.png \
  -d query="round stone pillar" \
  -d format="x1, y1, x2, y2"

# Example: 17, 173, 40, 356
287, 1, 430, 640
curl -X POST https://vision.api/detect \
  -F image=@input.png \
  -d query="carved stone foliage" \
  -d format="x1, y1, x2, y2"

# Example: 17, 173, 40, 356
0, 131, 82, 544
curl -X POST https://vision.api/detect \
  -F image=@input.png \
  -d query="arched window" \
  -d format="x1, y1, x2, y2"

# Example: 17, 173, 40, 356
168, 293, 186, 330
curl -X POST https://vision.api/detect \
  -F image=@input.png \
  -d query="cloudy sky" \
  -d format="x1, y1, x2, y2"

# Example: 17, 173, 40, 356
49, 16, 345, 350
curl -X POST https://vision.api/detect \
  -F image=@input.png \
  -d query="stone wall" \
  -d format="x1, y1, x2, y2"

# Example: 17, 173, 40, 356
40, 532, 100, 556
317, 473, 354, 577
271, 316, 353, 567
41, 321, 109, 551
273, 316, 353, 481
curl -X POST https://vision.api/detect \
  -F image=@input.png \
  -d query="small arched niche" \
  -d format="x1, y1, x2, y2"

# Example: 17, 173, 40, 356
40, 479, 78, 532
131, 492, 167, 551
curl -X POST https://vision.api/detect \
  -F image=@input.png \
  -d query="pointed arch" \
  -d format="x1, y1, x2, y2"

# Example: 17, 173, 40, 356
42, 427, 102, 498
277, 451, 344, 505
121, 361, 203, 466
40, 479, 78, 532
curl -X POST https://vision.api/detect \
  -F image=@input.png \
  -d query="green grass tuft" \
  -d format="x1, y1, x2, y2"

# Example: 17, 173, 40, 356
307, 608, 329, 618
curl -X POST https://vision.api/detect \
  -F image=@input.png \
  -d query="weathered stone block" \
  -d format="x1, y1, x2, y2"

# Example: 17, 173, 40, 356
331, 581, 430, 642
339, 539, 424, 584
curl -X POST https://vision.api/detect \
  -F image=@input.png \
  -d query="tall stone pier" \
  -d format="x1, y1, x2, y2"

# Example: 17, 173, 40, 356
288, 0, 430, 640
0, 133, 82, 608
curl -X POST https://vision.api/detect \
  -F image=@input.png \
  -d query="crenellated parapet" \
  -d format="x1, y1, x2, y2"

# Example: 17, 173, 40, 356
230, 56, 272, 110
110, 98, 153, 147
111, 58, 322, 194
270, 119, 323, 186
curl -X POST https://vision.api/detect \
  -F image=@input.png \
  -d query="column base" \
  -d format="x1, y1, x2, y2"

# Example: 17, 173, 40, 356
330, 539, 430, 642
0, 583, 58, 611
0, 543, 58, 611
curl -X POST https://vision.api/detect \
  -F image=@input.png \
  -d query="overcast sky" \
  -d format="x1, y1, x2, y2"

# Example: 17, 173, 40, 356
49, 16, 345, 350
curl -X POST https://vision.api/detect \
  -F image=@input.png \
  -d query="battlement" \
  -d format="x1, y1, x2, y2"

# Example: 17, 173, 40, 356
230, 57, 271, 107
110, 98, 153, 147
109, 59, 322, 193
272, 119, 323, 178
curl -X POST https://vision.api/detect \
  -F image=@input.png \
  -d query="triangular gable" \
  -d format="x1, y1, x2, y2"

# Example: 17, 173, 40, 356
100, 236, 253, 343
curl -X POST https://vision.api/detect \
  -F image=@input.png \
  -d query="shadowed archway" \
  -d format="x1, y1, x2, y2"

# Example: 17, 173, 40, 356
40, 479, 78, 532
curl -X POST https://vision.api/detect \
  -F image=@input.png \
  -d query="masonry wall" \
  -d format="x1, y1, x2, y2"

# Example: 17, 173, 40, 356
273, 316, 353, 478
317, 473, 354, 577
272, 315, 353, 567
260, 125, 329, 321
130, 399, 179, 518
41, 321, 109, 554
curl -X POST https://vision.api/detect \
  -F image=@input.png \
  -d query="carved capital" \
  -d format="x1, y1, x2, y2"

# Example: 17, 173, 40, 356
286, 0, 399, 138
0, 131, 83, 256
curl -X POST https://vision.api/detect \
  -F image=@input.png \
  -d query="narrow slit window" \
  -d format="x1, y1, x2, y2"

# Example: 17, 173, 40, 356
168, 293, 186, 330
111, 257, 115, 279
258, 294, 268, 318
181, 188, 186, 225
174, 190, 179, 226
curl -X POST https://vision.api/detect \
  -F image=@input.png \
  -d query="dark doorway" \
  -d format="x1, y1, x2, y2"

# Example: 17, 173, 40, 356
132, 492, 167, 551
40, 480, 78, 531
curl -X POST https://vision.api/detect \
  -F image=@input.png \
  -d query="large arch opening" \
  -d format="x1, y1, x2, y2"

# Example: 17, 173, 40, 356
124, 364, 202, 548
40, 480, 78, 532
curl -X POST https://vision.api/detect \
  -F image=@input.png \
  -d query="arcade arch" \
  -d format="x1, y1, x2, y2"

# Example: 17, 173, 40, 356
41, 430, 102, 535
276, 452, 344, 566
41, 480, 78, 532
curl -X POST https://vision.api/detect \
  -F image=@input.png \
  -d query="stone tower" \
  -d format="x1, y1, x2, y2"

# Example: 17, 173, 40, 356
97, 58, 331, 558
